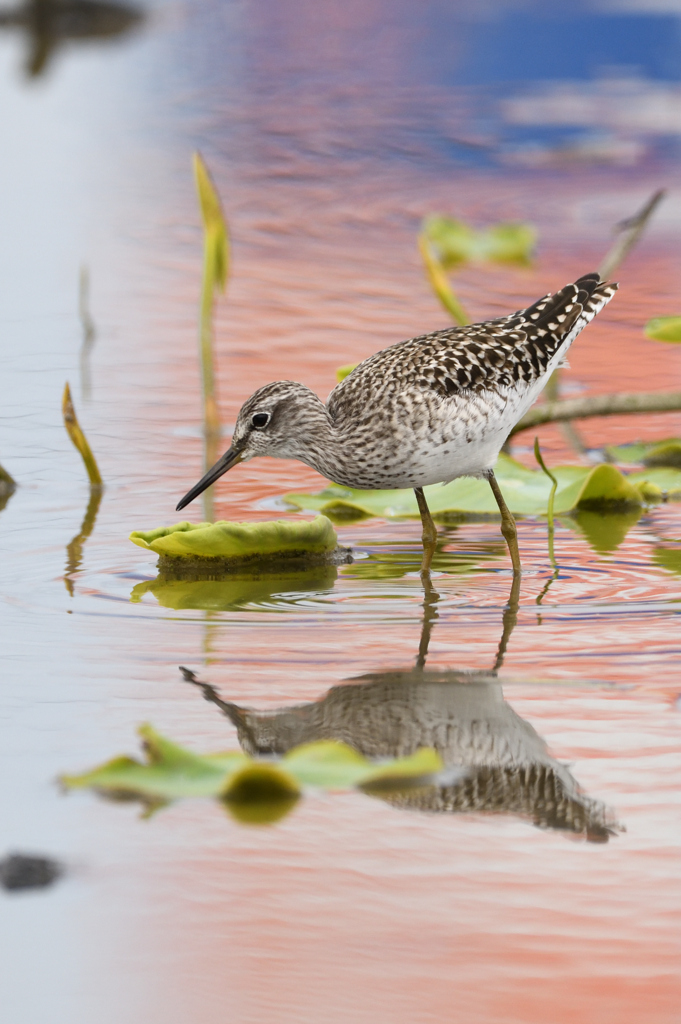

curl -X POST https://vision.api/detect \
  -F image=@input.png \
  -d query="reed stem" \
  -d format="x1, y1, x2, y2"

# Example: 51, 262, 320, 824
193, 152, 229, 521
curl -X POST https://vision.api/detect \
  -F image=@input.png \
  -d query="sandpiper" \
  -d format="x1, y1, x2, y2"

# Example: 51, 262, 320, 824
177, 272, 617, 574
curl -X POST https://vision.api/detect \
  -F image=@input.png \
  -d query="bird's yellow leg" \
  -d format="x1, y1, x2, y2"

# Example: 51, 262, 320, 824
486, 469, 522, 576
414, 487, 437, 575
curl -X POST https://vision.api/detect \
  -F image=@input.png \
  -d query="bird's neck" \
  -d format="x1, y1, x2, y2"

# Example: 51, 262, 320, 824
294, 414, 345, 482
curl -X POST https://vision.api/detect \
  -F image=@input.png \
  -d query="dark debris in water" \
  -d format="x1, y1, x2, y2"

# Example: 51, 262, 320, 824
0, 853, 64, 892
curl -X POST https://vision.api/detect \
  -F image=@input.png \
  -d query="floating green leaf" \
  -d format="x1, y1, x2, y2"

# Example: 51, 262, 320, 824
61, 724, 247, 800
130, 515, 339, 563
606, 439, 681, 469
61, 728, 444, 824
644, 317, 681, 343
284, 454, 678, 520
422, 216, 536, 268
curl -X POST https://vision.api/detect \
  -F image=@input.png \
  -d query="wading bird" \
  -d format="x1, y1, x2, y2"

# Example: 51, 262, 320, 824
177, 272, 617, 574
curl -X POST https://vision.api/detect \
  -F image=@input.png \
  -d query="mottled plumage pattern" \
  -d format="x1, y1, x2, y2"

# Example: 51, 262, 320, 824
219, 671, 618, 839
321, 271, 617, 488
331, 272, 615, 408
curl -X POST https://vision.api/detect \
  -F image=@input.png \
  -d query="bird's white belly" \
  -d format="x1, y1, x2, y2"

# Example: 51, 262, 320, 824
369, 383, 539, 490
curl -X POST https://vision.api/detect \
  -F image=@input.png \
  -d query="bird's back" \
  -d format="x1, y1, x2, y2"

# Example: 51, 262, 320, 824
323, 272, 616, 489
329, 272, 617, 414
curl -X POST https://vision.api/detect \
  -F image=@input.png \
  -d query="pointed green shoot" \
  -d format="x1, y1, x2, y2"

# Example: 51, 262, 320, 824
194, 152, 229, 295
418, 232, 469, 325
62, 383, 102, 488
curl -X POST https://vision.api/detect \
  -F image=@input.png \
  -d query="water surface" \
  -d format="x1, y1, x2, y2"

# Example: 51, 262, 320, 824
1, 2, 680, 1022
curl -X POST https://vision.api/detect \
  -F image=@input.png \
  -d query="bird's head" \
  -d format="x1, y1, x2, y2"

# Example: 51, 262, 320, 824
175, 381, 330, 511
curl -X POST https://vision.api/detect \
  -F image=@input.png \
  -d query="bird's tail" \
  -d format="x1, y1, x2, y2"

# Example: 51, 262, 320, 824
522, 272, 618, 358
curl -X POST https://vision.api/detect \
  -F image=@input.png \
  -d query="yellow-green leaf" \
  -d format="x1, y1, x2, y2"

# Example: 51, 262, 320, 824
423, 215, 536, 268
644, 317, 681, 343
61, 724, 247, 800
336, 363, 358, 382
607, 439, 681, 469
129, 515, 338, 561
193, 152, 229, 293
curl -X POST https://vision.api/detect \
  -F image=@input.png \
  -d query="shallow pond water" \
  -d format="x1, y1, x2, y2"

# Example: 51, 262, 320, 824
1, 2, 681, 1022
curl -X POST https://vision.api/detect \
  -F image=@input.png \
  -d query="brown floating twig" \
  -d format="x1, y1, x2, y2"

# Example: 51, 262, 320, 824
62, 382, 103, 487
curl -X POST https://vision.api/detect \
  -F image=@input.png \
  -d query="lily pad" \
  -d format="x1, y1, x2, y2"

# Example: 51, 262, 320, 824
61, 724, 248, 801
284, 454, 674, 520
606, 439, 681, 470
644, 317, 681, 343
423, 216, 536, 268
61, 727, 444, 823
130, 515, 348, 569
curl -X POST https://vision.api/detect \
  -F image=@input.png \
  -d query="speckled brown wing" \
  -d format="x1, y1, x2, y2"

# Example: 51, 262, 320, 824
332, 273, 617, 410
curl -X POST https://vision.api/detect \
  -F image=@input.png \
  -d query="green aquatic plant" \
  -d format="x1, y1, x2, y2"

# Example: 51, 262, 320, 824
62, 382, 102, 487
644, 317, 681, 344
194, 152, 230, 520
60, 724, 443, 825
337, 216, 535, 382
422, 216, 536, 270
605, 439, 681, 468
129, 515, 348, 570
417, 230, 470, 325
284, 453, 680, 521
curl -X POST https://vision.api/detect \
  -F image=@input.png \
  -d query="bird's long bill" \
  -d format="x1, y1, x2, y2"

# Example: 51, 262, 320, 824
175, 447, 243, 511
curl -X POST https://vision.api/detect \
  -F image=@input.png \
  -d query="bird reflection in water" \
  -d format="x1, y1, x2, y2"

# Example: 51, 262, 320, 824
182, 574, 620, 842
0, 0, 142, 78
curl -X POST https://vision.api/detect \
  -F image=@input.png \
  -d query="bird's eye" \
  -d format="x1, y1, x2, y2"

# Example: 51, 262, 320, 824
251, 412, 270, 429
